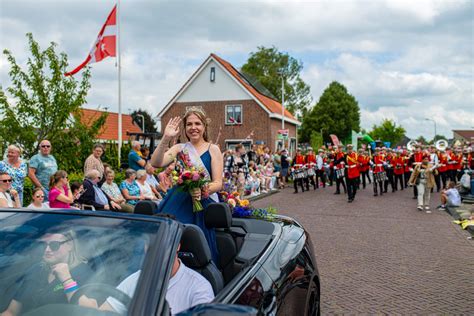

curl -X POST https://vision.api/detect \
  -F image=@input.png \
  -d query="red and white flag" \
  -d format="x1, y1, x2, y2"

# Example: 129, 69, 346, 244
65, 5, 117, 76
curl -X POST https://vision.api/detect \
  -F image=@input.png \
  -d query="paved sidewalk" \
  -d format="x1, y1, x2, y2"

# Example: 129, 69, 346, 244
252, 184, 474, 314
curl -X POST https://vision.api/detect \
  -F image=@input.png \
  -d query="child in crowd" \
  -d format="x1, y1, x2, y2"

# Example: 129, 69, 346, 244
27, 187, 49, 209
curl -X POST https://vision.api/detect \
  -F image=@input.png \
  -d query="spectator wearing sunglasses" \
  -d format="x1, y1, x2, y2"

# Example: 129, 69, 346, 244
0, 172, 21, 208
28, 140, 58, 202
0, 144, 28, 205
48, 170, 74, 209
1, 230, 92, 316
27, 187, 50, 209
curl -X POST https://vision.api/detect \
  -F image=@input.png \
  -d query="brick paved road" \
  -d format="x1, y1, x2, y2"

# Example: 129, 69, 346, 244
252, 184, 474, 314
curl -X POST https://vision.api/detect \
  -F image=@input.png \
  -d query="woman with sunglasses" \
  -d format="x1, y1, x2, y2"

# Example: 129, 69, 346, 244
0, 145, 28, 205
48, 170, 74, 209
27, 187, 50, 209
1, 230, 92, 316
0, 172, 21, 208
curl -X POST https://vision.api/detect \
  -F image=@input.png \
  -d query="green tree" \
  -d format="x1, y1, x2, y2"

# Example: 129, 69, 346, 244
241, 46, 312, 115
309, 131, 323, 151
368, 119, 406, 146
300, 81, 360, 143
416, 135, 428, 145
430, 134, 447, 144
0, 33, 106, 171
131, 108, 157, 133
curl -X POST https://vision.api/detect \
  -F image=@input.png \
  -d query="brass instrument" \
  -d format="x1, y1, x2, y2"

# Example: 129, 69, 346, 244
435, 139, 448, 151
407, 140, 418, 152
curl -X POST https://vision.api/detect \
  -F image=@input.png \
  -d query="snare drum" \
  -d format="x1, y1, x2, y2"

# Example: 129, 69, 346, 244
296, 169, 306, 179
307, 167, 316, 177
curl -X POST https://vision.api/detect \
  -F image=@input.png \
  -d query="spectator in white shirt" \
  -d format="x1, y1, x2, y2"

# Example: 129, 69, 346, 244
80, 244, 214, 315
145, 164, 162, 199
438, 181, 462, 209
136, 170, 161, 207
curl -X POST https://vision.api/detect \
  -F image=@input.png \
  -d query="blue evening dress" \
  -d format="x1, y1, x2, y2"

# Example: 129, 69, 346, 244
156, 149, 219, 264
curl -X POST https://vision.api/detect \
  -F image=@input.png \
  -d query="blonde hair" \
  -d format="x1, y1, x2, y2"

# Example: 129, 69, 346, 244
42, 230, 86, 269
7, 144, 22, 155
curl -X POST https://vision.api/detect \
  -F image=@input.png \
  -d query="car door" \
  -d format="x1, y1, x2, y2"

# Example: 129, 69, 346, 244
127, 218, 183, 316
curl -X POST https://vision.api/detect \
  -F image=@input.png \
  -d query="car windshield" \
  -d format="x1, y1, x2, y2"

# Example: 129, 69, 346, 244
0, 211, 165, 315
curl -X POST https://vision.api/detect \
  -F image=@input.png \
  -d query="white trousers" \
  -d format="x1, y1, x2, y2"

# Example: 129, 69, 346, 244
416, 179, 431, 207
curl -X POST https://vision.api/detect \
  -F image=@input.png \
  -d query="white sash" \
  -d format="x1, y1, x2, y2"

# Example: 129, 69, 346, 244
182, 143, 218, 202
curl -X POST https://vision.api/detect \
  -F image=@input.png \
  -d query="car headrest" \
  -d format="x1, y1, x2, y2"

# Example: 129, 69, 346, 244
134, 200, 156, 215
204, 203, 232, 229
179, 224, 212, 268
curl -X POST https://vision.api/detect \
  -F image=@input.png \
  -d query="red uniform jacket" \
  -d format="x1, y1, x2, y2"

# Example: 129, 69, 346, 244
373, 154, 385, 174
393, 156, 404, 175
306, 154, 316, 165
438, 152, 448, 173
294, 154, 305, 167
335, 152, 345, 169
346, 152, 360, 179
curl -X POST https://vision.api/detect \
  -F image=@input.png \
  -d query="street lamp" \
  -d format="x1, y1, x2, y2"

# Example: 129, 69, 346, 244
277, 70, 285, 130
136, 114, 145, 133
424, 118, 437, 140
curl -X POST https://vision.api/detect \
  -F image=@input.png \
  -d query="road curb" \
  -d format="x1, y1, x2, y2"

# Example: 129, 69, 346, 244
247, 189, 280, 202
446, 205, 474, 236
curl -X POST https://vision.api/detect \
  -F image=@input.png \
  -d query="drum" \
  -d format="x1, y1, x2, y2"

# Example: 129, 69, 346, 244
296, 169, 306, 179
336, 168, 345, 179
307, 167, 316, 177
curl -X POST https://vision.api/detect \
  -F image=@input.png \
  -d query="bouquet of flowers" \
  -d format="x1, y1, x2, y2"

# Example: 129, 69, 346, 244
173, 151, 210, 212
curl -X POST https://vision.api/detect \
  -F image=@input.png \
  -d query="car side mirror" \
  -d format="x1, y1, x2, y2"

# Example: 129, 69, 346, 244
175, 303, 258, 315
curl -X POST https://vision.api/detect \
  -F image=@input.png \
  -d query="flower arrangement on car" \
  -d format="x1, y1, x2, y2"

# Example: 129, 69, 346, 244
218, 191, 277, 220
172, 150, 209, 212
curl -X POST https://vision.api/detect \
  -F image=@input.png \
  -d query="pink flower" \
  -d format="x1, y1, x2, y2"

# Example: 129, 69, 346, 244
192, 172, 200, 181
177, 178, 183, 185
228, 199, 236, 207
182, 171, 192, 179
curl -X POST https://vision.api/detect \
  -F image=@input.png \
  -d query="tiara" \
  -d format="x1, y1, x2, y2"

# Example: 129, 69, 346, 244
184, 106, 206, 116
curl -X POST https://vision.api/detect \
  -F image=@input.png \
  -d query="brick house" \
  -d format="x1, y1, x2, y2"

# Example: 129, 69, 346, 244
80, 108, 142, 142
157, 54, 301, 154
452, 130, 474, 144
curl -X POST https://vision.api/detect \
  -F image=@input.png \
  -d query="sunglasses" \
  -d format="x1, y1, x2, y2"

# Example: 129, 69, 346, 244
39, 240, 69, 251
41, 145, 51, 148
1, 179, 12, 183
35, 195, 45, 198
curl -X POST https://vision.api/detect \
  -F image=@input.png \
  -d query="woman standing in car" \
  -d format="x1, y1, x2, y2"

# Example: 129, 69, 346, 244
150, 109, 223, 263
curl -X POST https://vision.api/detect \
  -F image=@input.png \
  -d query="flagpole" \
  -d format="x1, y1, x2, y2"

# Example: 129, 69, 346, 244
117, 0, 122, 168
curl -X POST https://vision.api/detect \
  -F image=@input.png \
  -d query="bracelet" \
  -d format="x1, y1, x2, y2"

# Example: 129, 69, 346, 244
64, 284, 79, 294
62, 278, 73, 285
63, 281, 78, 290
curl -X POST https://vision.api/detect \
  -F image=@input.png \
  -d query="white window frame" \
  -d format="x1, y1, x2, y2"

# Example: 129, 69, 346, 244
225, 104, 243, 125
225, 139, 252, 151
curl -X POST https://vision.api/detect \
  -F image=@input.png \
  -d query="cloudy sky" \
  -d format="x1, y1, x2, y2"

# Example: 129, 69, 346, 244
1, 0, 473, 139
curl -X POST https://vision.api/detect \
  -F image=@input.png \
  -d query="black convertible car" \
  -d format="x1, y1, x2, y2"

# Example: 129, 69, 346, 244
0, 203, 320, 315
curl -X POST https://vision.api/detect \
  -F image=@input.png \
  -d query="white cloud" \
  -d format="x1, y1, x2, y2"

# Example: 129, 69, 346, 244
1, 0, 472, 138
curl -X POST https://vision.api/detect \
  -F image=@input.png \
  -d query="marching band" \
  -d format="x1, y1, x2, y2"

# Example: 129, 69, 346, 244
288, 141, 473, 205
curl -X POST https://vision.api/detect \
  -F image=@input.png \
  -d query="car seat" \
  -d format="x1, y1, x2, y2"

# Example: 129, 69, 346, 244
134, 200, 156, 215
179, 224, 224, 294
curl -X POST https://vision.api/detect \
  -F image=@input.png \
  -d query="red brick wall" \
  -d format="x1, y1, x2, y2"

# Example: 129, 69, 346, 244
161, 100, 298, 152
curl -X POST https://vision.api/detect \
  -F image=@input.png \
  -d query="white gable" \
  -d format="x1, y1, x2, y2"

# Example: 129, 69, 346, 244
177, 60, 250, 102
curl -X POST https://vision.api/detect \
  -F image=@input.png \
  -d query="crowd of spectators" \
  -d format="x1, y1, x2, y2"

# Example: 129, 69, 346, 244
0, 139, 290, 211
223, 144, 290, 197
0, 140, 172, 212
